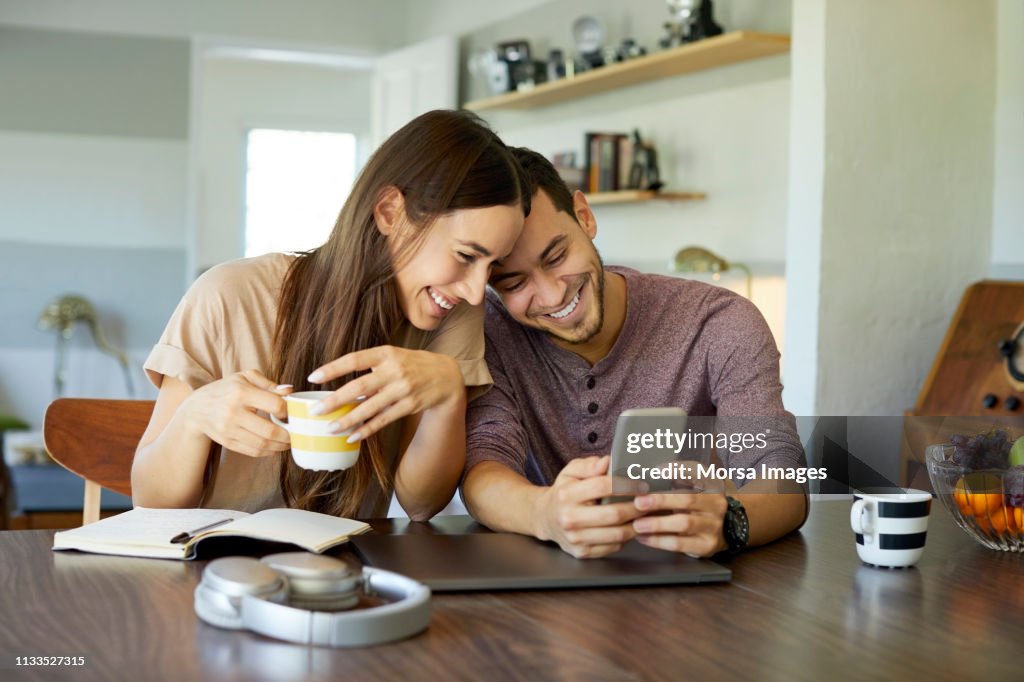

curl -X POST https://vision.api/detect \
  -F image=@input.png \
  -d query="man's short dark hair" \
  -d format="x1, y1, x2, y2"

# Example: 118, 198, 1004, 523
510, 147, 577, 221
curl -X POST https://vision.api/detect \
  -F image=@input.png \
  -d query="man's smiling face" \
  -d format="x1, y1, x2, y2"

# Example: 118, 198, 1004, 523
489, 189, 606, 346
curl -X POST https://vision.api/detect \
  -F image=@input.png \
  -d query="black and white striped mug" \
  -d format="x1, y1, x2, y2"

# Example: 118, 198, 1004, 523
850, 490, 932, 568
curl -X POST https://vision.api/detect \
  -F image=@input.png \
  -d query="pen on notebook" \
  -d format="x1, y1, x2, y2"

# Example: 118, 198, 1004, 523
169, 518, 234, 544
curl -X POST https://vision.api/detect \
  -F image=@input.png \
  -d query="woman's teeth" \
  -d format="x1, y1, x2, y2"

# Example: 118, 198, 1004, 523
548, 291, 580, 320
429, 288, 454, 310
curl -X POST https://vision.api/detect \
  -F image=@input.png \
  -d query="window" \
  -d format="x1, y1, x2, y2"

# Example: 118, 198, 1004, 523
244, 129, 357, 257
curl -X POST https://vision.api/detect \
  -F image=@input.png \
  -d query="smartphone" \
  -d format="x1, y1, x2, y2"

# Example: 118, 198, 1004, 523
604, 407, 688, 504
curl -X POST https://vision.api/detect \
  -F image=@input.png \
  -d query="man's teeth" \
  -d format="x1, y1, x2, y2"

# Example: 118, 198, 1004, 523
430, 288, 454, 310
548, 292, 580, 319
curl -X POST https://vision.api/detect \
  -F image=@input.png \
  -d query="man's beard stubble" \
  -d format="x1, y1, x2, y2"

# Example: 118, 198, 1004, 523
548, 249, 605, 346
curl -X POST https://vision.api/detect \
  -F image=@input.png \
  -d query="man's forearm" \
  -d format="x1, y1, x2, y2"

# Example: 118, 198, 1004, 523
463, 461, 547, 538
734, 479, 807, 547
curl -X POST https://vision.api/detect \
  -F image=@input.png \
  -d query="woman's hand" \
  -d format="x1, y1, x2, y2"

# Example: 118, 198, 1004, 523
307, 346, 464, 441
181, 370, 293, 457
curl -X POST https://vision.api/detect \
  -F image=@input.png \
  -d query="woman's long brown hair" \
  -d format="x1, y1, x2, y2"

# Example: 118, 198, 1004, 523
270, 110, 528, 518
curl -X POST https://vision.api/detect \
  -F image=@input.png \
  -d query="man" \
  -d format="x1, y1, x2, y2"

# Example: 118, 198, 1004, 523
463, 147, 807, 559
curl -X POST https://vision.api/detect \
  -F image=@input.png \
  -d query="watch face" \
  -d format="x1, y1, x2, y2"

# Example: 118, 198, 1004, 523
725, 497, 750, 551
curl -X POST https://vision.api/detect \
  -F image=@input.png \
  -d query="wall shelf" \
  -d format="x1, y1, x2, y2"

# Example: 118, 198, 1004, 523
464, 31, 790, 112
585, 190, 706, 206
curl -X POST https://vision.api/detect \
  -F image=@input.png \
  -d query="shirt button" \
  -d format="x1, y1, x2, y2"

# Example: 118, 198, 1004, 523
588, 402, 598, 414
586, 376, 596, 389
587, 432, 598, 444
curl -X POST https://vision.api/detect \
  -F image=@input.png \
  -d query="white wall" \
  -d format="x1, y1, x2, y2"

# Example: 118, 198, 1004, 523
0, 132, 186, 249
781, 0, 825, 416
991, 0, 1024, 274
402, 0, 555, 42
787, 0, 996, 417
192, 57, 372, 273
0, 0, 408, 52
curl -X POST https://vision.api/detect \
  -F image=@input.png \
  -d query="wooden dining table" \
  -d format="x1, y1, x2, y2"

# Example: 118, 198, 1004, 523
0, 500, 1020, 681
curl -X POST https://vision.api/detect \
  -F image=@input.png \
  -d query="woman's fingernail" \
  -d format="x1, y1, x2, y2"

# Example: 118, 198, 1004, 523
633, 519, 653, 533
307, 370, 325, 383
346, 432, 363, 444
634, 495, 653, 510
309, 402, 326, 416
275, 384, 293, 391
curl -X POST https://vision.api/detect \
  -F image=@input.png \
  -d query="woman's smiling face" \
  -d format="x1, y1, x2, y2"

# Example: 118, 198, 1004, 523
389, 203, 524, 331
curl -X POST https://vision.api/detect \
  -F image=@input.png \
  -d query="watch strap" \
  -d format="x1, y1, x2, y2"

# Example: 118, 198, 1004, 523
722, 496, 750, 555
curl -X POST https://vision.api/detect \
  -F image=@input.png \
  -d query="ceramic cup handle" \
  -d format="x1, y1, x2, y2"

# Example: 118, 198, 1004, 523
269, 414, 291, 432
850, 499, 874, 544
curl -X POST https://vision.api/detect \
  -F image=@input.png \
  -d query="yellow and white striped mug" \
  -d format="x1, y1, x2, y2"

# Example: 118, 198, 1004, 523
270, 391, 361, 471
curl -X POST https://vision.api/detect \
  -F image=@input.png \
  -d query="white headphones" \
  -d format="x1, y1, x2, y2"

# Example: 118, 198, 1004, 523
194, 553, 431, 647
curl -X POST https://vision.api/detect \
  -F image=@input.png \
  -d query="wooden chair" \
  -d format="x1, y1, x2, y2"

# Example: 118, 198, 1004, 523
42, 398, 153, 525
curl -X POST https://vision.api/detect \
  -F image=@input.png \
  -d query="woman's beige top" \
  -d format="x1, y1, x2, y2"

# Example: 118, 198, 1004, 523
144, 252, 491, 517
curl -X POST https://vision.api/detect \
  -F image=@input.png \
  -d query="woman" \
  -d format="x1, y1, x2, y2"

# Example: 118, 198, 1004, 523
132, 110, 528, 521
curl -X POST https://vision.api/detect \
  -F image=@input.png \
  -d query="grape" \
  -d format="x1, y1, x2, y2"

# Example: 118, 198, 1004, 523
1005, 466, 1024, 509
946, 429, 1016, 470
978, 449, 1008, 470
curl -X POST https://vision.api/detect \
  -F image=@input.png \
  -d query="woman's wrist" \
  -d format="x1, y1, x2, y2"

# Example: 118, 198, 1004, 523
433, 356, 467, 412
175, 392, 216, 451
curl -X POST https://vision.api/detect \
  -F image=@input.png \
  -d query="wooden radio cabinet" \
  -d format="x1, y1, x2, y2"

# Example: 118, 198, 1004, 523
902, 280, 1024, 487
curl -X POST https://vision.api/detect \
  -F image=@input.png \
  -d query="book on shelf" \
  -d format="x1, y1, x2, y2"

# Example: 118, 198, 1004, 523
52, 507, 371, 560
583, 132, 635, 193
551, 150, 584, 193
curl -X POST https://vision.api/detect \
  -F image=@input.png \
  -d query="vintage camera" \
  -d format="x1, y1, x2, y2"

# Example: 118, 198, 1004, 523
493, 39, 547, 92
660, 0, 722, 49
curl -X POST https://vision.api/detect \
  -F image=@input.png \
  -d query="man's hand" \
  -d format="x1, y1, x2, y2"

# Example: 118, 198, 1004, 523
533, 455, 646, 559
631, 491, 729, 557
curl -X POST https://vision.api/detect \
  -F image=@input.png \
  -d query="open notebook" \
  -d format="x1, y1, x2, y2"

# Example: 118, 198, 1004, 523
52, 507, 370, 560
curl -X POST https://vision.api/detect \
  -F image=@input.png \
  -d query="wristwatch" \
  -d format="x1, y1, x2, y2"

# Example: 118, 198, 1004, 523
722, 496, 750, 554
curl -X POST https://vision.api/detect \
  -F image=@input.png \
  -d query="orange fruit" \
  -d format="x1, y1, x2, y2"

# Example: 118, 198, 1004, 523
953, 479, 972, 516
975, 515, 992, 533
1015, 507, 1024, 536
974, 493, 1003, 517
990, 507, 1009, 534
959, 473, 1004, 516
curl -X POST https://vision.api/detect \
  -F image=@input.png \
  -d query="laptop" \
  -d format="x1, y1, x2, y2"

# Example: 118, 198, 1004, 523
350, 532, 731, 592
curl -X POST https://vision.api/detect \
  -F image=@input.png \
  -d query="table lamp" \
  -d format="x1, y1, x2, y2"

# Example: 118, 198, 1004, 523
671, 246, 752, 299
37, 294, 134, 398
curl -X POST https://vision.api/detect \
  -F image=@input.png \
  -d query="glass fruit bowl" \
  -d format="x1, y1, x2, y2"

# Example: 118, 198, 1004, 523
927, 435, 1024, 552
